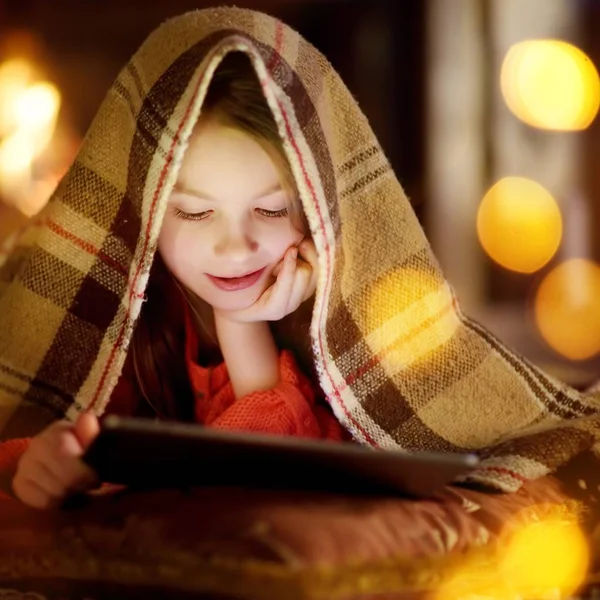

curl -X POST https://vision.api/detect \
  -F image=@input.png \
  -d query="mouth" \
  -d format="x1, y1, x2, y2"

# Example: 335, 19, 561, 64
206, 267, 266, 292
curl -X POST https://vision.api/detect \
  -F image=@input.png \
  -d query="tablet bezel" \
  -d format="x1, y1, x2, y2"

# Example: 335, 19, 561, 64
84, 415, 479, 498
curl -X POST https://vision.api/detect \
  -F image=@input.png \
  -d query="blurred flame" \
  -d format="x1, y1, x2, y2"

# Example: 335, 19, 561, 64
477, 177, 562, 274
0, 58, 33, 137
501, 40, 600, 131
0, 132, 34, 176
433, 505, 589, 600
534, 259, 600, 360
364, 269, 459, 368
0, 57, 61, 215
14, 82, 60, 147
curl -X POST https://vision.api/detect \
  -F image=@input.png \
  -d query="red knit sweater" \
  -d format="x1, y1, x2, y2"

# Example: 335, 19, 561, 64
0, 313, 347, 492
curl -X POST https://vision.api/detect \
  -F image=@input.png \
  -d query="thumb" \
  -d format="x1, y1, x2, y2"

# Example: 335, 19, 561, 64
74, 412, 100, 450
272, 259, 285, 278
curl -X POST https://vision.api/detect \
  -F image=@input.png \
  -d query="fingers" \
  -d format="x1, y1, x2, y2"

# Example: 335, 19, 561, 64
74, 412, 100, 450
52, 435, 99, 491
13, 446, 65, 510
23, 459, 67, 498
263, 246, 298, 318
12, 476, 60, 510
288, 261, 313, 310
273, 239, 317, 293
12, 420, 99, 510
298, 238, 318, 269
221, 240, 318, 323
298, 239, 318, 301
271, 258, 284, 278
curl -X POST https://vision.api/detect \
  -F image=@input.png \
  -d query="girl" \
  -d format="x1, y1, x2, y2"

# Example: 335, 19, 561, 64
1, 6, 598, 512
8, 52, 347, 509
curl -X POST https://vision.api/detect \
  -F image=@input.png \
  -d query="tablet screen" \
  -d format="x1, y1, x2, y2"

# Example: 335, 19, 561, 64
84, 416, 479, 498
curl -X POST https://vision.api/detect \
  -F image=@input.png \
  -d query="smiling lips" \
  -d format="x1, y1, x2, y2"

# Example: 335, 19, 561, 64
206, 267, 266, 291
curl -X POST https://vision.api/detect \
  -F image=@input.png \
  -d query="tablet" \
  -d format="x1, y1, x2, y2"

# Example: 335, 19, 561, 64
83, 416, 479, 498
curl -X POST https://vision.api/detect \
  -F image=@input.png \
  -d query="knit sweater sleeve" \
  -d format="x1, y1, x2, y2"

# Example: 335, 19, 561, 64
193, 350, 346, 441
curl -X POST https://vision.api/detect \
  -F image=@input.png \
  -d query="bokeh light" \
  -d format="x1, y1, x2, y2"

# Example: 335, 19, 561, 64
477, 177, 562, 274
364, 269, 459, 368
0, 57, 61, 215
498, 508, 589, 598
14, 82, 60, 135
433, 506, 588, 600
501, 39, 600, 131
0, 58, 33, 137
0, 132, 35, 176
534, 258, 600, 360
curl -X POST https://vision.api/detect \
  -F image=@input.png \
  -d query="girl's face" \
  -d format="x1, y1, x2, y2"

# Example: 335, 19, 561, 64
158, 119, 304, 312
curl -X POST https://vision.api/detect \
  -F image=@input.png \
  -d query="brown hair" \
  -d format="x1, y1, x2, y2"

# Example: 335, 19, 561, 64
129, 52, 313, 420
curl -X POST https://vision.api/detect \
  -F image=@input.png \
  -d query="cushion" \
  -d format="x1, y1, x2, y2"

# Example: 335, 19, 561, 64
0, 473, 595, 599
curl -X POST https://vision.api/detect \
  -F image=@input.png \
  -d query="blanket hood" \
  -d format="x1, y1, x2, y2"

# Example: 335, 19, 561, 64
1, 6, 599, 491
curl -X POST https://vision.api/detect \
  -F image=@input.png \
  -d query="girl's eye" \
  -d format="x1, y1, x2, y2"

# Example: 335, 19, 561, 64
256, 208, 289, 218
173, 208, 212, 221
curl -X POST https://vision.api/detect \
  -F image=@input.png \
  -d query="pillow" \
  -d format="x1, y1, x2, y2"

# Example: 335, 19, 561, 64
0, 475, 593, 599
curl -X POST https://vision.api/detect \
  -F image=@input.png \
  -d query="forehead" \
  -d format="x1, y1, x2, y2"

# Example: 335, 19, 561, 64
177, 120, 282, 194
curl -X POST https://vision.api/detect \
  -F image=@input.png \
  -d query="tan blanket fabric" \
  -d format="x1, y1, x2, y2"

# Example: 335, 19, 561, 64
0, 6, 599, 492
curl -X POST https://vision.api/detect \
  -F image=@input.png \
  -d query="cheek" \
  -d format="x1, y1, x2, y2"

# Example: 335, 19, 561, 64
158, 220, 206, 278
261, 223, 304, 260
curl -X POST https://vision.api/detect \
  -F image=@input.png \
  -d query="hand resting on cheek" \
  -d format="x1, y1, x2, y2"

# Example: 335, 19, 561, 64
215, 238, 318, 323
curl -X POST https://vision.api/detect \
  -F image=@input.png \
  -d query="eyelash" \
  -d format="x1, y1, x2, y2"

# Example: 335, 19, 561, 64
173, 207, 289, 221
256, 208, 289, 219
173, 208, 210, 221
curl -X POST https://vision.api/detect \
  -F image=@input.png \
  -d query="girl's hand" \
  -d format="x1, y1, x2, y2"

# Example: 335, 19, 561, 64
219, 238, 318, 323
12, 412, 100, 510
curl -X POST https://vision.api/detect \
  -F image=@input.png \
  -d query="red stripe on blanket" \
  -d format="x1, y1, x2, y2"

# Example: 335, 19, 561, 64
48, 220, 128, 276
273, 97, 376, 447
338, 301, 455, 392
476, 466, 528, 483
90, 56, 215, 410
266, 20, 284, 73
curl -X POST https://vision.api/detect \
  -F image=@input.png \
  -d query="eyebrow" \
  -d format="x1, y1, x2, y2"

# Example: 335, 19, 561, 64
173, 182, 284, 202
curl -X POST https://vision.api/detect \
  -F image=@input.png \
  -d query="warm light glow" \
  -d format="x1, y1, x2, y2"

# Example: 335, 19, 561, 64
0, 58, 33, 136
498, 510, 589, 598
13, 82, 60, 144
501, 40, 600, 131
477, 177, 562, 274
0, 133, 34, 203
0, 132, 34, 175
534, 259, 600, 360
364, 269, 459, 368
0, 57, 62, 215
433, 507, 589, 599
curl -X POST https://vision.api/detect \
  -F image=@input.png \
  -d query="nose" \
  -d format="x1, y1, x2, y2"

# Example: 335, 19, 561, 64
214, 221, 259, 261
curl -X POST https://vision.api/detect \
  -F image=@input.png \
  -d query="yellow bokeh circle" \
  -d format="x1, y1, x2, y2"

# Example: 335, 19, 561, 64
363, 269, 459, 368
431, 506, 588, 599
500, 514, 589, 597
501, 39, 600, 131
534, 259, 600, 361
477, 177, 562, 274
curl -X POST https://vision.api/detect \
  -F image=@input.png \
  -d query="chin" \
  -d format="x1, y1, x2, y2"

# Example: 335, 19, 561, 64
199, 289, 261, 313
213, 298, 256, 312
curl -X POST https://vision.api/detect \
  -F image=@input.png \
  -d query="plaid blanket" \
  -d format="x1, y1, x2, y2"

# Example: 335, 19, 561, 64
1, 7, 599, 492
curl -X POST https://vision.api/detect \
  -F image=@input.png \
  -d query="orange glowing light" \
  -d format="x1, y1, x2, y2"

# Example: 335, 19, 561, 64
364, 269, 459, 368
534, 259, 600, 360
432, 506, 589, 600
501, 40, 600, 131
0, 57, 61, 215
477, 177, 562, 274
